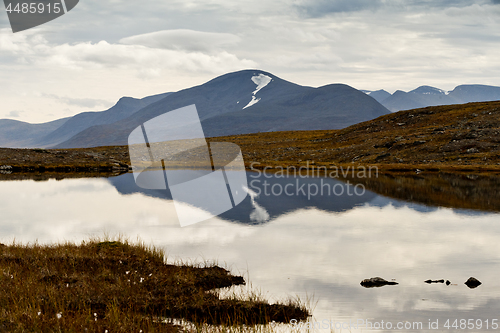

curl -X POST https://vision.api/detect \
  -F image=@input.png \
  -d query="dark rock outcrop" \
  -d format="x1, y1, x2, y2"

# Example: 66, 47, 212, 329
465, 277, 482, 289
361, 277, 398, 288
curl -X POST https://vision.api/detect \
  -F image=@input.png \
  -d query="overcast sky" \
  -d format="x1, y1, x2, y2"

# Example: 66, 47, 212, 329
1, 0, 500, 123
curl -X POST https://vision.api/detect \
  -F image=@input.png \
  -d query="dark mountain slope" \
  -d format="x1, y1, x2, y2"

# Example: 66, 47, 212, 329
55, 70, 390, 148
36, 92, 171, 148
201, 83, 389, 137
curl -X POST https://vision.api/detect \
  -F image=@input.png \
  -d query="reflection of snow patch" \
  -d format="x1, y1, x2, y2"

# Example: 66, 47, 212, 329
243, 96, 261, 109
243, 186, 270, 223
244, 186, 259, 199
250, 203, 270, 222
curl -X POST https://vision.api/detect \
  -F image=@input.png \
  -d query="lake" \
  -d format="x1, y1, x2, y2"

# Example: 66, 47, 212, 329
1, 171, 499, 332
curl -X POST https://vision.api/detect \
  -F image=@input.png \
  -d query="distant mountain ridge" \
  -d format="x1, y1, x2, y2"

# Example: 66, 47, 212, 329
55, 70, 390, 148
0, 117, 70, 148
363, 84, 500, 112
0, 70, 391, 148
5, 72, 498, 149
361, 90, 392, 103
0, 92, 171, 148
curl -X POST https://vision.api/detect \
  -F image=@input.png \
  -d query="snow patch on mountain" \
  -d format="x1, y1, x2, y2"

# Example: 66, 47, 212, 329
412, 86, 447, 95
251, 73, 272, 95
243, 96, 261, 109
242, 73, 272, 109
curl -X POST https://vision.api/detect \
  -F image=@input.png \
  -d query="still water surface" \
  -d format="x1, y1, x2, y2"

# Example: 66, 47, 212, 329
1, 172, 499, 332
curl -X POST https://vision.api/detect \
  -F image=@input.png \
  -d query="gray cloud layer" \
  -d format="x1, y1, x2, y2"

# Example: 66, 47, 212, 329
1, 0, 499, 122
295, 0, 498, 17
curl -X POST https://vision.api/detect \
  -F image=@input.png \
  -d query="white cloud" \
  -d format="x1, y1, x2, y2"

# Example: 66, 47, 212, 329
119, 29, 241, 52
45, 41, 256, 74
0, 30, 255, 75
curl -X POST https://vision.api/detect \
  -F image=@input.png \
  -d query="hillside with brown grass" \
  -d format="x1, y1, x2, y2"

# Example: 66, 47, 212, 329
217, 100, 500, 172
1, 100, 500, 174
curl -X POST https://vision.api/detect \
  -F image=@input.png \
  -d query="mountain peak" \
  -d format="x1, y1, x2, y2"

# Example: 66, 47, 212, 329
409, 86, 446, 95
448, 84, 500, 103
361, 89, 391, 103
0, 69, 391, 148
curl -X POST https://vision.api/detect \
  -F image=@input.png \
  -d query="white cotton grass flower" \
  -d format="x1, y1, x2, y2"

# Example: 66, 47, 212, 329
126, 271, 130, 275
56, 312, 62, 319
140, 277, 144, 283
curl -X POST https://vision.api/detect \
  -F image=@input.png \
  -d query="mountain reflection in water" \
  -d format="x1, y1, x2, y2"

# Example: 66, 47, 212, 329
1, 171, 499, 332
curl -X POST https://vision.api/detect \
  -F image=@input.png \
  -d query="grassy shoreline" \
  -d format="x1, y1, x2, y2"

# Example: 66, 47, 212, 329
1, 145, 500, 176
0, 238, 308, 332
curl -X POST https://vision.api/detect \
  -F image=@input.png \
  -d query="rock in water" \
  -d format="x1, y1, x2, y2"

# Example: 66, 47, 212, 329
464, 277, 482, 289
361, 277, 398, 288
